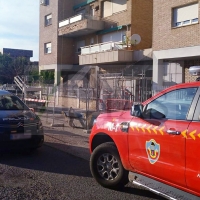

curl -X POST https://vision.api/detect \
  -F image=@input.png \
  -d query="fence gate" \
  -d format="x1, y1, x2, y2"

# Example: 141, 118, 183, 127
97, 73, 152, 111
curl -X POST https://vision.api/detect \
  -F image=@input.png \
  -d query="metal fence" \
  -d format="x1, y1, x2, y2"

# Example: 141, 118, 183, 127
1, 79, 171, 113
97, 73, 153, 111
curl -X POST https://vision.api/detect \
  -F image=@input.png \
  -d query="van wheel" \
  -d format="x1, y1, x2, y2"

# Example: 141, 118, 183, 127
90, 142, 129, 190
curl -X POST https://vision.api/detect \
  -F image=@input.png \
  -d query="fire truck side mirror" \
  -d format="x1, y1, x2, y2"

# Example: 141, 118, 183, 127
131, 104, 143, 118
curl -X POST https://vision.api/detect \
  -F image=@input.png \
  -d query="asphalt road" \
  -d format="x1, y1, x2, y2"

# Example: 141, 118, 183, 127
0, 145, 165, 200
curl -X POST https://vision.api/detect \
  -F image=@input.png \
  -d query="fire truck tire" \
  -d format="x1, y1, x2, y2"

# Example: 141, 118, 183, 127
90, 142, 129, 190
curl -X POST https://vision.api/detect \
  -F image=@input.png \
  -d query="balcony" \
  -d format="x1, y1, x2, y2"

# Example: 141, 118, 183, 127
79, 42, 153, 65
58, 14, 104, 37
79, 41, 134, 65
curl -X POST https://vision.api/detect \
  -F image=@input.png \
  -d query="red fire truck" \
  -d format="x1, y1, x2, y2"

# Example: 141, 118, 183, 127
89, 67, 200, 200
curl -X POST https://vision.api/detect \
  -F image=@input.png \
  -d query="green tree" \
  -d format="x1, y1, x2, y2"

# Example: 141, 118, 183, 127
0, 52, 33, 84
40, 70, 54, 84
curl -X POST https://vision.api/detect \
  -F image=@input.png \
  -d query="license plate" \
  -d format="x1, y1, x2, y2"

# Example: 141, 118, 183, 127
10, 133, 31, 140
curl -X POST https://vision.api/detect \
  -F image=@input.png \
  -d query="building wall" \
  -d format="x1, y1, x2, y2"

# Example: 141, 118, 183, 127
39, 0, 59, 65
132, 0, 153, 50
99, 0, 132, 27
153, 0, 200, 51
40, 0, 153, 66
57, 37, 75, 65
57, 0, 80, 65
58, 0, 74, 21
57, 0, 100, 65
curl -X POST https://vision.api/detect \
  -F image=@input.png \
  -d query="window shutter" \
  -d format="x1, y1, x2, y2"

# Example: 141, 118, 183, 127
173, 3, 198, 26
112, 0, 127, 14
103, 0, 112, 17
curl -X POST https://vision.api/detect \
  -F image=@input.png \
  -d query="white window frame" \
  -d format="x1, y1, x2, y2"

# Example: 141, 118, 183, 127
173, 3, 199, 28
45, 14, 52, 26
44, 42, 51, 54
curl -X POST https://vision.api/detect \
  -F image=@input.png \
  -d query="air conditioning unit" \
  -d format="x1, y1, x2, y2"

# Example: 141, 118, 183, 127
40, 0, 46, 6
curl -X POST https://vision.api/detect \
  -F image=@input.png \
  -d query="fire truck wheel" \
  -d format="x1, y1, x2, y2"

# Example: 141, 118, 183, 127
90, 142, 129, 190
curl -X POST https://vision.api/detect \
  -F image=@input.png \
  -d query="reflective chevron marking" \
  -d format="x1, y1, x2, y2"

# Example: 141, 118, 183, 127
136, 123, 142, 131
158, 126, 165, 135
142, 124, 146, 133
189, 130, 197, 140
130, 126, 134, 131
130, 122, 200, 141
136, 126, 140, 132
181, 130, 187, 138
152, 126, 158, 134
147, 125, 152, 133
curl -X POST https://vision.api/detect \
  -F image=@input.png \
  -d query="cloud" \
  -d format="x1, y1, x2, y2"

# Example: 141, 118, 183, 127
0, 0, 39, 61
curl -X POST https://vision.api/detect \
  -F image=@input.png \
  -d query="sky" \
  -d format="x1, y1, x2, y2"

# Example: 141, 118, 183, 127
0, 0, 39, 61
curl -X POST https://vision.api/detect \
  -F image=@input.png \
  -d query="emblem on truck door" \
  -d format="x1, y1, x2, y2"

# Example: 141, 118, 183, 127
146, 139, 160, 164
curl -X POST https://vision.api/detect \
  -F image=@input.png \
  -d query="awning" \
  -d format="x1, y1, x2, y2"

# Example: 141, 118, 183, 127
97, 25, 123, 35
73, 0, 96, 10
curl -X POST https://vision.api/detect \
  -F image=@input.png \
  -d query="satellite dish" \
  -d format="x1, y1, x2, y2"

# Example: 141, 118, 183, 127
130, 34, 141, 45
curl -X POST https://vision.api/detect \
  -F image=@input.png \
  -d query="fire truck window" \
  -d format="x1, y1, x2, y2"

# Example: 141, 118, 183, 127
145, 87, 197, 120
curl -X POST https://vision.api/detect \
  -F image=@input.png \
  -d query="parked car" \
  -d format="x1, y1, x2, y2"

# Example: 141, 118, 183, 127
89, 81, 200, 200
0, 90, 44, 151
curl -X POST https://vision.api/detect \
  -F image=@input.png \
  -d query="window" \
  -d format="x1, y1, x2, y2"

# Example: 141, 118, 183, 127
91, 38, 94, 45
40, 0, 49, 6
44, 42, 51, 54
76, 40, 85, 53
192, 18, 198, 23
76, 8, 86, 15
173, 3, 199, 27
145, 88, 197, 120
103, 0, 127, 18
112, 0, 127, 14
0, 95, 29, 110
101, 30, 126, 43
45, 14, 52, 26
122, 34, 126, 42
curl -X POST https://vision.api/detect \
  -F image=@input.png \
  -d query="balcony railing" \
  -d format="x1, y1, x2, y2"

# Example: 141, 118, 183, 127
59, 13, 100, 28
80, 41, 128, 55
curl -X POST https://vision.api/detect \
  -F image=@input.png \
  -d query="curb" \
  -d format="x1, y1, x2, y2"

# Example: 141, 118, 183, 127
83, 129, 91, 134
50, 123, 64, 127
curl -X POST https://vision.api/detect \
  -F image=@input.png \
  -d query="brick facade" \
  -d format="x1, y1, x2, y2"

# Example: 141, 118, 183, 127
40, 0, 153, 67
39, 0, 59, 65
132, 0, 153, 50
153, 0, 200, 51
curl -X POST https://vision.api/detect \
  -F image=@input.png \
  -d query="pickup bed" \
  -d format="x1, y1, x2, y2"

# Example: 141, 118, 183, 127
89, 82, 200, 200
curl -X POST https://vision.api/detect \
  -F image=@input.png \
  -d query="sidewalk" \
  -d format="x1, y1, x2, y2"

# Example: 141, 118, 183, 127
37, 112, 91, 161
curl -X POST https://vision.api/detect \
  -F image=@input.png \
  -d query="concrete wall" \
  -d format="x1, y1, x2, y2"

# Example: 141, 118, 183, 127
48, 95, 97, 110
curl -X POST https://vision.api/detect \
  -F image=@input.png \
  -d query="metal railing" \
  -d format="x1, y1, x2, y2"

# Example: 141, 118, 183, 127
14, 76, 29, 91
80, 41, 126, 55
59, 13, 100, 28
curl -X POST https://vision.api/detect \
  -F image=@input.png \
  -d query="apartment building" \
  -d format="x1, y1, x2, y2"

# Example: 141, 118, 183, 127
39, 0, 153, 89
153, 0, 200, 90
3, 48, 33, 61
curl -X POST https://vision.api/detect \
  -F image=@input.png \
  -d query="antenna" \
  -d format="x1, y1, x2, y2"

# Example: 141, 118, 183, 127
130, 34, 141, 46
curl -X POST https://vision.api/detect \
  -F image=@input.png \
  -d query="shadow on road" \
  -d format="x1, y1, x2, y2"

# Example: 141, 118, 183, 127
0, 145, 166, 200
0, 145, 92, 178
44, 127, 87, 139
121, 184, 166, 199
